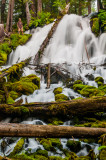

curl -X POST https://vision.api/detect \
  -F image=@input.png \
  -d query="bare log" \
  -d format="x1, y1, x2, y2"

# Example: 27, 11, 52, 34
47, 63, 51, 88
0, 96, 106, 119
0, 123, 105, 138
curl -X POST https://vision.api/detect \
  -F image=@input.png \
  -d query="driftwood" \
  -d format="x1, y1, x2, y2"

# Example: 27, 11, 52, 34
0, 96, 106, 119
0, 123, 105, 138
33, 4, 70, 65
47, 63, 51, 88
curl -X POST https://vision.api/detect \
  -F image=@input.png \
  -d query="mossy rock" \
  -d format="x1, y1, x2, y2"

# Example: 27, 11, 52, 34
55, 94, 69, 101
12, 78, 38, 95
73, 84, 86, 93
67, 140, 81, 153
6, 96, 15, 104
73, 80, 83, 85
53, 87, 63, 95
98, 134, 106, 145
95, 76, 104, 84
49, 156, 62, 160
37, 138, 62, 152
21, 74, 40, 89
99, 85, 106, 94
48, 118, 64, 125
36, 149, 48, 157
64, 152, 78, 160
80, 85, 105, 97
9, 91, 19, 100
37, 138, 55, 151
10, 138, 24, 157
13, 153, 36, 160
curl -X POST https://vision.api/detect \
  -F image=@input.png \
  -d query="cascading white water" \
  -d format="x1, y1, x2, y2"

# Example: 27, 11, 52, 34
8, 14, 106, 65
1, 14, 106, 157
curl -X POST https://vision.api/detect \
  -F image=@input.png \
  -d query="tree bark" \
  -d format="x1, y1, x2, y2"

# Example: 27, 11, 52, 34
6, 0, 14, 32
25, 2, 31, 26
0, 96, 106, 119
97, 0, 103, 11
31, 0, 36, 18
0, 123, 105, 138
37, 0, 42, 14
1, 0, 6, 24
88, 0, 91, 14
0, 24, 5, 38
79, 0, 82, 15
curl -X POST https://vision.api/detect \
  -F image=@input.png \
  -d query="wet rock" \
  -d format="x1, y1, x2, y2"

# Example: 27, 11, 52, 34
85, 74, 94, 81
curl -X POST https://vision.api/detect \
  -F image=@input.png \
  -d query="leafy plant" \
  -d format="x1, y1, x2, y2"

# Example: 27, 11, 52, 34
98, 9, 106, 32
98, 146, 106, 150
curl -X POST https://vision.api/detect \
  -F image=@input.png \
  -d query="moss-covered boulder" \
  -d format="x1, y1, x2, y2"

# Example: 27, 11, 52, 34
66, 140, 81, 153
10, 138, 24, 157
80, 85, 105, 97
95, 77, 104, 86
6, 96, 15, 104
73, 84, 86, 93
55, 94, 69, 101
99, 85, 106, 94
9, 91, 19, 100
11, 74, 40, 95
53, 87, 63, 95
73, 80, 83, 85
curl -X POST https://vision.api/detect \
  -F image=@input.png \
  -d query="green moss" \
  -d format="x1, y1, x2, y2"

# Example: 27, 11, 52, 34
37, 138, 55, 151
67, 140, 81, 152
49, 156, 62, 160
21, 74, 40, 89
95, 76, 104, 83
48, 118, 64, 125
9, 91, 19, 100
99, 85, 106, 93
55, 94, 69, 101
99, 149, 106, 160
20, 106, 29, 114
6, 96, 15, 104
91, 18, 99, 36
10, 138, 24, 157
53, 87, 63, 95
73, 80, 83, 85
80, 85, 105, 97
0, 34, 31, 66
12, 78, 38, 95
73, 84, 86, 93
36, 149, 48, 157
98, 134, 106, 145
13, 153, 35, 160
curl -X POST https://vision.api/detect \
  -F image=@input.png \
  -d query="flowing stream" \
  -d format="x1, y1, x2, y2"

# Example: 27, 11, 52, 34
0, 14, 106, 158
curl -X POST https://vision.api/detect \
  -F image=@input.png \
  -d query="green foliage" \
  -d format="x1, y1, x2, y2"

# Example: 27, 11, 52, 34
91, 18, 99, 36
53, 0, 66, 10
29, 12, 54, 28
98, 146, 106, 150
98, 9, 106, 32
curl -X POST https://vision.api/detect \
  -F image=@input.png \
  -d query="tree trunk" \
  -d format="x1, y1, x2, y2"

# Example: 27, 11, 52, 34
6, 0, 14, 32
1, 0, 6, 24
88, 0, 91, 14
97, 0, 103, 11
79, 0, 82, 15
0, 123, 105, 138
31, 0, 36, 18
0, 97, 106, 119
0, 24, 5, 38
25, 2, 31, 26
37, 0, 42, 14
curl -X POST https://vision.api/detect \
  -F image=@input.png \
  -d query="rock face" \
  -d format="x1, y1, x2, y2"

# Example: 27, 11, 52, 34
0, 24, 5, 39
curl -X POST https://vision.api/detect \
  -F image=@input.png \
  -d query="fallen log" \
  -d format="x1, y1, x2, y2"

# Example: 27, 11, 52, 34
0, 96, 106, 119
0, 58, 31, 79
33, 4, 70, 65
0, 123, 105, 138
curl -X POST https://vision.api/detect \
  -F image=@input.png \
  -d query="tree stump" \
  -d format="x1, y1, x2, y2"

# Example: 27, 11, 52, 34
0, 24, 5, 39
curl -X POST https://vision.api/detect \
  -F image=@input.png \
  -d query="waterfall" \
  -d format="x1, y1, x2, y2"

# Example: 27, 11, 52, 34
8, 14, 106, 65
